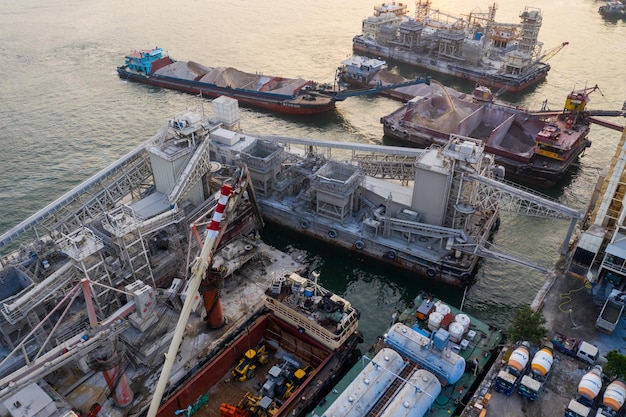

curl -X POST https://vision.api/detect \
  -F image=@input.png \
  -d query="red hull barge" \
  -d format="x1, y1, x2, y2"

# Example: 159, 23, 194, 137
156, 312, 360, 417
117, 48, 337, 116
380, 83, 594, 189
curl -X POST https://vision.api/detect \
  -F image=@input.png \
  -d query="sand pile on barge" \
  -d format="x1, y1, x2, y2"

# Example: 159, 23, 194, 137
197, 67, 309, 95
200, 67, 263, 90
154, 61, 210, 81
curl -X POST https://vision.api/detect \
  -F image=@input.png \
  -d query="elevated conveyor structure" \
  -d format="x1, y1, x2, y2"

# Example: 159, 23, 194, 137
0, 110, 265, 361
569, 126, 626, 283
0, 146, 152, 252
255, 133, 583, 273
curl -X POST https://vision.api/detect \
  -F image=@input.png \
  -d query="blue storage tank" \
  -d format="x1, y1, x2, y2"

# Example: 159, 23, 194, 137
379, 369, 442, 417
384, 323, 465, 384
321, 348, 406, 417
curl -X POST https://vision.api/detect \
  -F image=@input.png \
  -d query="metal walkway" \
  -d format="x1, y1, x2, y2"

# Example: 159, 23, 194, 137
0, 144, 151, 251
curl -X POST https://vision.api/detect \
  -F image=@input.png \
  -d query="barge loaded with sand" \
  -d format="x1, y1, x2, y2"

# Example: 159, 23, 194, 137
340, 57, 624, 188
117, 47, 430, 116
380, 82, 596, 188
352, 2, 568, 92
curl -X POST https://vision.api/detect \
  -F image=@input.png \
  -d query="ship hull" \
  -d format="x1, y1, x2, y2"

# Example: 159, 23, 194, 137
259, 204, 490, 287
379, 84, 592, 189
117, 68, 337, 116
156, 312, 360, 417
353, 38, 549, 93
381, 123, 589, 189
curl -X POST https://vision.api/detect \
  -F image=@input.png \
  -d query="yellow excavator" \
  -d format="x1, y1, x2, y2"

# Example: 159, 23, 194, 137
232, 345, 270, 382
284, 365, 314, 399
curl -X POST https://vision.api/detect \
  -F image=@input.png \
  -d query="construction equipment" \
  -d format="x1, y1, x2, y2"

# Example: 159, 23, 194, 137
284, 365, 314, 400
147, 183, 238, 417
232, 345, 270, 382
236, 392, 278, 417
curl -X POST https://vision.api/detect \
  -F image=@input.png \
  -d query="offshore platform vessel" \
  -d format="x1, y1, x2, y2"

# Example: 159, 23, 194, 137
352, 1, 568, 92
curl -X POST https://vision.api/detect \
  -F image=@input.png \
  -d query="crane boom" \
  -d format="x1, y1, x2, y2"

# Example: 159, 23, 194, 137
538, 41, 569, 63
146, 184, 234, 417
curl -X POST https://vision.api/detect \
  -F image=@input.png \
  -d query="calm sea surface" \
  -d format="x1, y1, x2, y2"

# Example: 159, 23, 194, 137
1, 0, 625, 347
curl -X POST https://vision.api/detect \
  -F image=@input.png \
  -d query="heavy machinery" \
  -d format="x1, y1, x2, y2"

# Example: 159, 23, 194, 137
595, 290, 625, 334
596, 379, 626, 417
237, 392, 279, 417
284, 365, 315, 400
232, 345, 270, 382
518, 345, 554, 401
564, 365, 604, 417
259, 356, 315, 401
494, 341, 531, 395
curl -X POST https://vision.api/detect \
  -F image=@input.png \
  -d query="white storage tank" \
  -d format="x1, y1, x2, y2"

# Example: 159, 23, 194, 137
384, 323, 465, 384
435, 301, 450, 316
321, 348, 406, 417
601, 380, 626, 412
378, 369, 442, 417
428, 312, 443, 331
577, 366, 603, 402
454, 313, 470, 334
448, 322, 464, 343
212, 95, 240, 126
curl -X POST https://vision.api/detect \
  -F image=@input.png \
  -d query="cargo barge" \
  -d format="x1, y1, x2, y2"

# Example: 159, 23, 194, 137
158, 271, 361, 417
117, 47, 338, 115
309, 292, 504, 417
117, 48, 431, 116
352, 2, 568, 92
380, 82, 595, 188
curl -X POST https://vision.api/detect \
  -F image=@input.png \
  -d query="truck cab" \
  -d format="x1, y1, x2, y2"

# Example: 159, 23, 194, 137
564, 399, 591, 417
576, 342, 599, 365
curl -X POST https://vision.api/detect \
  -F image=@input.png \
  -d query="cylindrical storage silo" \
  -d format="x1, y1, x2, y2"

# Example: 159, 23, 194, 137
379, 369, 442, 417
578, 367, 603, 402
448, 322, 464, 343
435, 301, 450, 316
530, 347, 553, 377
454, 313, 470, 334
321, 347, 406, 417
601, 380, 626, 412
508, 345, 530, 375
428, 312, 443, 331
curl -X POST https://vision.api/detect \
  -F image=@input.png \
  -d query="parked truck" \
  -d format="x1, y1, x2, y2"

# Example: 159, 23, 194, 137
595, 289, 625, 334
550, 332, 599, 365
564, 365, 604, 417
518, 345, 554, 401
494, 341, 531, 395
